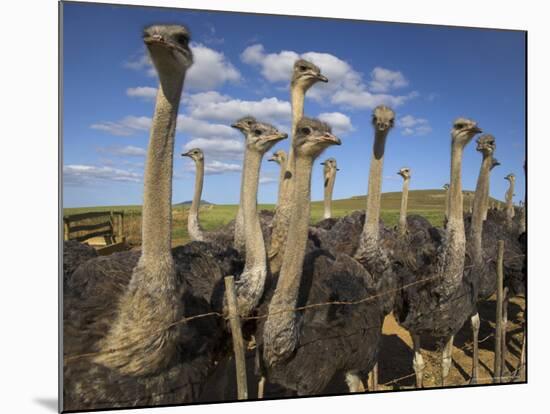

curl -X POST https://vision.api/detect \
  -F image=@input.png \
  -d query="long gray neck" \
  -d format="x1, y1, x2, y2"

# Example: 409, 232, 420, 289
94, 71, 185, 376
234, 148, 249, 251
141, 76, 183, 260
470, 153, 493, 264
264, 154, 313, 366
506, 179, 515, 221
323, 169, 336, 219
356, 130, 388, 259
276, 159, 286, 208
235, 149, 267, 316
398, 177, 410, 236
188, 158, 204, 241
268, 86, 305, 273
443, 140, 467, 288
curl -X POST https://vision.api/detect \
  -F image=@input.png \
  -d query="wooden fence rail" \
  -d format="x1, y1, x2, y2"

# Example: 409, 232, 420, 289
63, 211, 127, 255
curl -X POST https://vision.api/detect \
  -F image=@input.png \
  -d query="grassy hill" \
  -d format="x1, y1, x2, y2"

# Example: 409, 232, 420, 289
64, 189, 505, 247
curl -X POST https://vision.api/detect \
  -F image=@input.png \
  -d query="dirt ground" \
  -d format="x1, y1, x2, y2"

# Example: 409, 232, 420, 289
200, 295, 525, 402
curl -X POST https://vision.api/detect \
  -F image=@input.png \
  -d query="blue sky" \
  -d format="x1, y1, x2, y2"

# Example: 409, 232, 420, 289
62, 1, 526, 208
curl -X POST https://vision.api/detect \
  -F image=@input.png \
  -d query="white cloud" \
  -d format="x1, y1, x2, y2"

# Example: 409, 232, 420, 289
97, 145, 147, 157
90, 116, 151, 136
331, 90, 418, 110
124, 43, 241, 91
126, 86, 157, 100
64, 164, 141, 185
397, 115, 432, 136
259, 175, 278, 185
187, 95, 291, 125
241, 44, 300, 82
317, 112, 354, 135
182, 138, 244, 161
176, 115, 237, 138
204, 160, 242, 175
186, 43, 241, 90
368, 67, 409, 93
241, 44, 417, 110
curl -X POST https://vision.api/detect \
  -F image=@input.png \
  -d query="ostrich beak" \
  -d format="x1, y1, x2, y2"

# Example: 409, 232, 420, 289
316, 74, 328, 83
469, 126, 482, 134
181, 151, 191, 157
320, 132, 341, 145
231, 123, 243, 130
266, 132, 288, 143
321, 162, 326, 165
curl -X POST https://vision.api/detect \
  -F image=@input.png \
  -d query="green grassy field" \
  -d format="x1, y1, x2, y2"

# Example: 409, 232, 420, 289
64, 189, 505, 246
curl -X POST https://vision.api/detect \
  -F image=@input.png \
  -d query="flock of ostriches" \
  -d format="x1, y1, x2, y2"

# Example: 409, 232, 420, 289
62, 25, 526, 410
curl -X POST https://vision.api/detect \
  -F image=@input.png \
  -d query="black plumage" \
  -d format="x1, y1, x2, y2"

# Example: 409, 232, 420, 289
63, 242, 242, 411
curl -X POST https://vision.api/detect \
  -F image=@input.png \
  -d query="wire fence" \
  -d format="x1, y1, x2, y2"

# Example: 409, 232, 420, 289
64, 251, 525, 394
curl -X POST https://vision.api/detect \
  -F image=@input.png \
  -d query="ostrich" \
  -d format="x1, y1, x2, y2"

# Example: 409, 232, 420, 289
180, 148, 236, 247
63, 25, 242, 411
505, 173, 516, 226
321, 158, 339, 219
181, 148, 206, 242
268, 150, 288, 210
259, 117, 387, 395
269, 59, 328, 274
232, 116, 258, 252
393, 118, 482, 387
233, 122, 288, 316
63, 240, 97, 290
464, 134, 497, 384
482, 158, 501, 220
397, 167, 411, 237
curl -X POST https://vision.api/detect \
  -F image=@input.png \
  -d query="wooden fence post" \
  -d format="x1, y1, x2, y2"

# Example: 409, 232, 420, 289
63, 219, 70, 241
494, 240, 504, 383
224, 276, 248, 400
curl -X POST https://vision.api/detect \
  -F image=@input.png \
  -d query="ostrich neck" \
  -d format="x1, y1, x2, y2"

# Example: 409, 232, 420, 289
470, 153, 492, 263
506, 180, 515, 219
188, 158, 204, 241
94, 71, 185, 375
141, 76, 183, 260
236, 149, 267, 315
234, 149, 250, 251
444, 141, 467, 287
288, 87, 306, 169
324, 170, 336, 219
264, 155, 313, 364
398, 178, 410, 235
268, 86, 305, 272
276, 160, 286, 207
358, 130, 388, 254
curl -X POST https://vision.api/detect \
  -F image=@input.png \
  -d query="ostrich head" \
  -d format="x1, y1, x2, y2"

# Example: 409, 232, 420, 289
268, 150, 287, 164
505, 173, 516, 183
291, 59, 328, 90
443, 183, 449, 190
246, 122, 288, 155
476, 134, 496, 156
143, 25, 193, 77
181, 147, 204, 162
231, 116, 257, 135
451, 117, 482, 146
372, 105, 396, 133
295, 117, 341, 158
491, 158, 501, 170
397, 167, 411, 180
321, 158, 339, 173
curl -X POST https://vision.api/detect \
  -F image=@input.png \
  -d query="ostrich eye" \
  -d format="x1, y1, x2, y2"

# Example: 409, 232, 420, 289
176, 34, 189, 45
254, 129, 262, 136
299, 65, 307, 71
455, 123, 464, 129
301, 127, 311, 135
